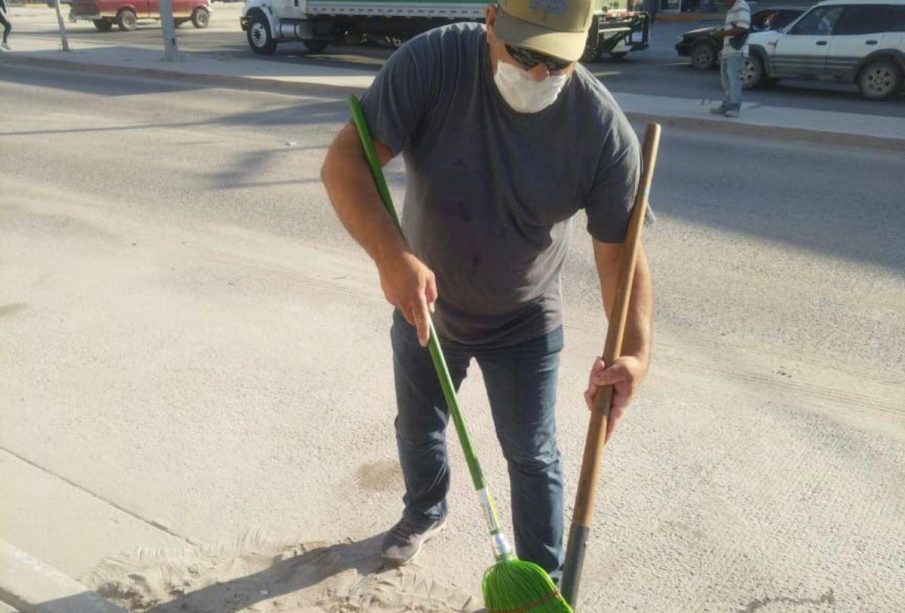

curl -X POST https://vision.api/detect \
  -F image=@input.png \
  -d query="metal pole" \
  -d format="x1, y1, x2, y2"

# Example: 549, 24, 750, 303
158, 0, 179, 61
52, 0, 70, 52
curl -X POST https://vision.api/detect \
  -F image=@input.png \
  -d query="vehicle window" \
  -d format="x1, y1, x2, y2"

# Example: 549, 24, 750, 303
772, 10, 804, 30
790, 6, 843, 35
752, 10, 777, 30
888, 5, 905, 31
834, 5, 889, 35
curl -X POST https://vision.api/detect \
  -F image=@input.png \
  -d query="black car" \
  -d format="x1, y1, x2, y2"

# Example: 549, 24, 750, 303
675, 6, 806, 70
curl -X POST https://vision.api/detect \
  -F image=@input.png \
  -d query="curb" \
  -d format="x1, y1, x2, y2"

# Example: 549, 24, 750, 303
0, 540, 126, 613
624, 110, 905, 151
1, 54, 369, 97
4, 53, 903, 152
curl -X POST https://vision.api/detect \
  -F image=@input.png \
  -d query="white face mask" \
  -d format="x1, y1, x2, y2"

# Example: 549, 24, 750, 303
493, 60, 569, 114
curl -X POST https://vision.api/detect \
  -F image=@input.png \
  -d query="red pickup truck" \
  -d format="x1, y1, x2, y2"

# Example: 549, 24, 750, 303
69, 0, 212, 31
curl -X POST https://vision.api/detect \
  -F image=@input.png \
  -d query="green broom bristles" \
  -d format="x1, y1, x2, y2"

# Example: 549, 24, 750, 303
482, 557, 573, 613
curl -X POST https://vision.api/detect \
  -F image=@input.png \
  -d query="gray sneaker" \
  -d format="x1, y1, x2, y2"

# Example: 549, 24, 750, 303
381, 514, 446, 567
710, 105, 727, 115
725, 108, 740, 118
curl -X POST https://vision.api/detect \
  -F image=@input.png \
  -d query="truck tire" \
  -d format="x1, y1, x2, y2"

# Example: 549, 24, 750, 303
191, 7, 210, 28
246, 12, 277, 55
93, 18, 113, 31
581, 15, 601, 63
581, 43, 601, 63
303, 40, 330, 54
857, 58, 902, 100
117, 8, 137, 31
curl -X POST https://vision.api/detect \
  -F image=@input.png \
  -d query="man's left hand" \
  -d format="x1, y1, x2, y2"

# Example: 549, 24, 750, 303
584, 355, 648, 440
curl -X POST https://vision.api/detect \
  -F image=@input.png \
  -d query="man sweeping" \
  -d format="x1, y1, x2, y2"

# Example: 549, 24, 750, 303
321, 0, 653, 586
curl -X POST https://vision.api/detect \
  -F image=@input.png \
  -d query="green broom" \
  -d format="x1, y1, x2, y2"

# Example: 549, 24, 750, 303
348, 96, 572, 613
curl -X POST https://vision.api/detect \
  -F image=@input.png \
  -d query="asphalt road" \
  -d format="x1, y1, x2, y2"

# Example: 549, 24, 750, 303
2, 63, 904, 611
18, 3, 905, 117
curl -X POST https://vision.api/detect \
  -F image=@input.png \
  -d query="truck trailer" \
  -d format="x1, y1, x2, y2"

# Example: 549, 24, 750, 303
239, 0, 649, 62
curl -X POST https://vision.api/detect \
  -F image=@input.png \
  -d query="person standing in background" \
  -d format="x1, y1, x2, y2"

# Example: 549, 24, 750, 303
0, 0, 11, 51
711, 0, 751, 118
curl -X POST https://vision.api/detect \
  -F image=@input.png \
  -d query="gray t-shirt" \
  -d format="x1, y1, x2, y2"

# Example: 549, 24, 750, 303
360, 23, 640, 347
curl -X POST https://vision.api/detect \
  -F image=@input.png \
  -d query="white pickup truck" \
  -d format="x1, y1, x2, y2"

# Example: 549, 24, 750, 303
239, 0, 649, 61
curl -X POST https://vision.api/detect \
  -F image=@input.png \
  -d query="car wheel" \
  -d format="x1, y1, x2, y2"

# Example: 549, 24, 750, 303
92, 18, 113, 31
690, 41, 716, 70
303, 40, 330, 53
116, 8, 137, 31
581, 47, 600, 64
191, 7, 209, 29
857, 58, 903, 100
246, 12, 277, 55
741, 55, 766, 89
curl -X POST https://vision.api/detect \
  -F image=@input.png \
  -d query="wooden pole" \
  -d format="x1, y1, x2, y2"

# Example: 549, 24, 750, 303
561, 123, 661, 608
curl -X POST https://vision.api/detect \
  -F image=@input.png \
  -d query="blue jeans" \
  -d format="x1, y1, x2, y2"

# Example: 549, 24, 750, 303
721, 53, 743, 111
390, 310, 565, 581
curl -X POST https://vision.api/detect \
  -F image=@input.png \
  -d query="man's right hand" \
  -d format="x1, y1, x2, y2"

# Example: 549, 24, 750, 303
378, 251, 437, 347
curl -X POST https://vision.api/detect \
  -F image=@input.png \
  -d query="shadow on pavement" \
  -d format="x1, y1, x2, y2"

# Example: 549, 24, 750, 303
0, 51, 209, 97
84, 533, 419, 613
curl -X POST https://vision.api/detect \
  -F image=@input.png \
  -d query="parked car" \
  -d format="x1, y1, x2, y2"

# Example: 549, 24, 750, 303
69, 0, 212, 31
744, 0, 905, 99
676, 6, 806, 70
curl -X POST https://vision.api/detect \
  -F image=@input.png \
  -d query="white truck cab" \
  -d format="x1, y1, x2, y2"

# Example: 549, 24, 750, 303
239, 0, 650, 61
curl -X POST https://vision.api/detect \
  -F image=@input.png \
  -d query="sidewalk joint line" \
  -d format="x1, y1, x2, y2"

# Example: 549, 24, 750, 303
0, 446, 197, 547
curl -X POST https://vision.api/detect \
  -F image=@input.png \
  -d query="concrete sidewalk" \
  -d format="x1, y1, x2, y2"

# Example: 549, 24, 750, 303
0, 540, 126, 613
3, 30, 904, 150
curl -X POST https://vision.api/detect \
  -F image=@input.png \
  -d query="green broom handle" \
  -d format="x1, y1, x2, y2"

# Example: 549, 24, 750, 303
348, 97, 511, 560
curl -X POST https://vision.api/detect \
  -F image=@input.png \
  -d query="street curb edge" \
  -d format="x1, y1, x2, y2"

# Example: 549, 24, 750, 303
624, 111, 905, 151
2, 53, 368, 97
0, 540, 127, 613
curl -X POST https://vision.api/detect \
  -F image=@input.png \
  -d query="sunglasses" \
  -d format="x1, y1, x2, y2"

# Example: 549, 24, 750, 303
505, 44, 572, 72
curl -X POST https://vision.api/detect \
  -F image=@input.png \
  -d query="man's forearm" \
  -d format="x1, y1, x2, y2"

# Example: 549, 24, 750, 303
621, 248, 653, 364
594, 241, 653, 364
321, 124, 409, 268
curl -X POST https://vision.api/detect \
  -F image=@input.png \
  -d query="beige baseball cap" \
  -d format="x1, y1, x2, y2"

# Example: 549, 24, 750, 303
494, 0, 595, 63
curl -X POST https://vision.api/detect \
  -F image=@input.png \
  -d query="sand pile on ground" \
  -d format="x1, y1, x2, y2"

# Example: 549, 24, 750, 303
87, 532, 483, 612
